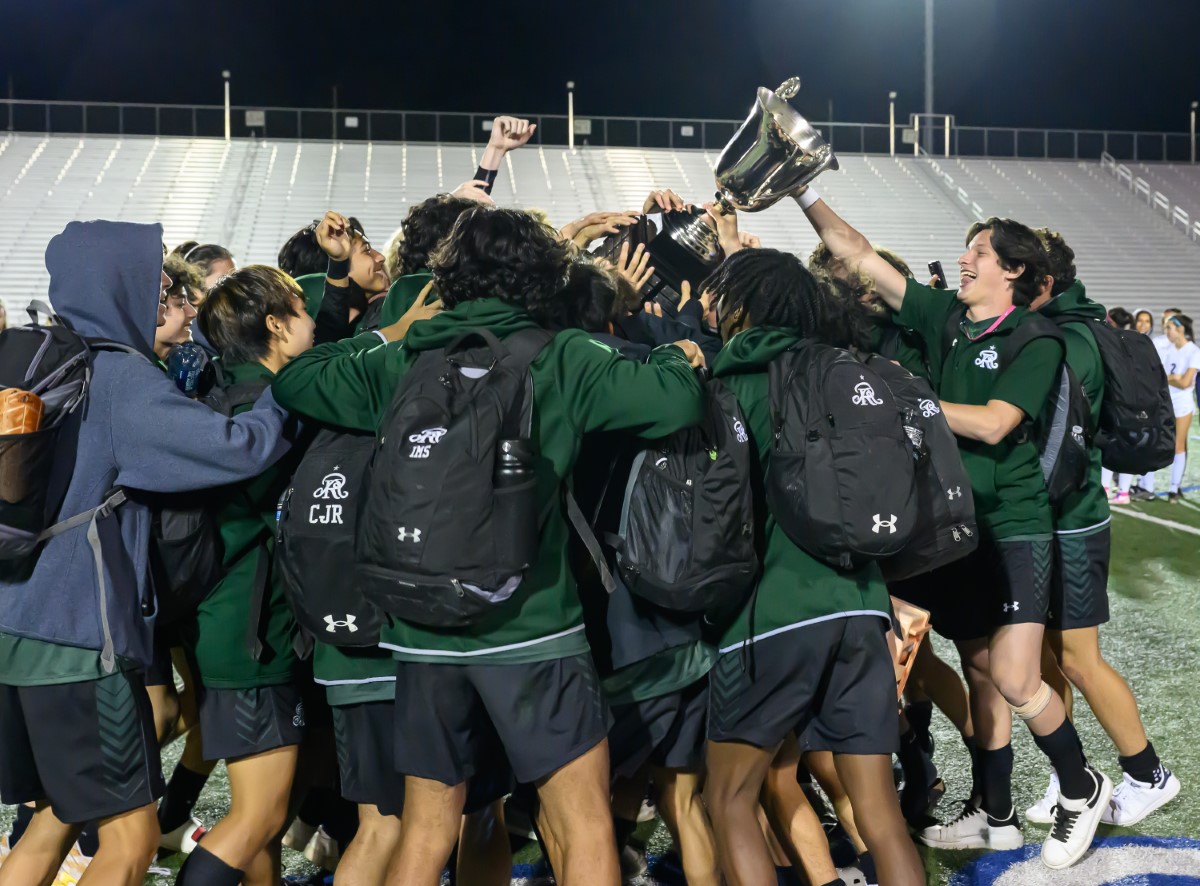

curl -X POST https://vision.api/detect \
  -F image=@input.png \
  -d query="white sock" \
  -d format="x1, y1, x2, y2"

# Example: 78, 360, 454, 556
1119, 474, 1133, 494
1102, 468, 1114, 489
1142, 472, 1156, 494
1171, 453, 1187, 493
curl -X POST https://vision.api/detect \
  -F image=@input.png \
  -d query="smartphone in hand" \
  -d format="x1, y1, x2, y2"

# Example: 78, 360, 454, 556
928, 261, 947, 289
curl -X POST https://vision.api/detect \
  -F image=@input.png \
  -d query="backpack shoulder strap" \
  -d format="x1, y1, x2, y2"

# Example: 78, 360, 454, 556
1000, 313, 1065, 369
941, 302, 970, 355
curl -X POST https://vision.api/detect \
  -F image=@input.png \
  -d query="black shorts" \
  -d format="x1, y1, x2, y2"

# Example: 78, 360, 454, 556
608, 677, 709, 781
889, 536, 1052, 641
0, 670, 164, 824
144, 633, 176, 687
197, 683, 307, 762
708, 615, 898, 756
1047, 526, 1111, 631
393, 653, 609, 787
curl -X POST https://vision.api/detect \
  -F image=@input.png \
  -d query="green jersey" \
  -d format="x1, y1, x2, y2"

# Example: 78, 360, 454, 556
710, 328, 892, 652
898, 279, 1062, 540
271, 298, 705, 664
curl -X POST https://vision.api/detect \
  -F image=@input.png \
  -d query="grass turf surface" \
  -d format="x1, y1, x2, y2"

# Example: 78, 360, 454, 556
3, 456, 1198, 884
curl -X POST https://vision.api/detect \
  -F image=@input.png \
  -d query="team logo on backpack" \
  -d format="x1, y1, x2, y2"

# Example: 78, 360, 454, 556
852, 378, 883, 406
407, 427, 447, 459
919, 398, 941, 418
323, 614, 359, 633
732, 418, 749, 444
313, 470, 349, 500
975, 347, 1000, 370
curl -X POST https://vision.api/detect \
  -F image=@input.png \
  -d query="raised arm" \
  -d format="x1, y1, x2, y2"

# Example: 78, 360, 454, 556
796, 190, 909, 310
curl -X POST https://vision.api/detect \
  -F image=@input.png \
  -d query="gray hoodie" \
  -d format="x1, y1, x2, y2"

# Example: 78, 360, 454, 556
0, 220, 291, 671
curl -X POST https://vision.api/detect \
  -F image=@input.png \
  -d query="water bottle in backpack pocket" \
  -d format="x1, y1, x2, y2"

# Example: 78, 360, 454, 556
765, 341, 918, 572
275, 427, 383, 646
609, 378, 758, 613
355, 328, 551, 628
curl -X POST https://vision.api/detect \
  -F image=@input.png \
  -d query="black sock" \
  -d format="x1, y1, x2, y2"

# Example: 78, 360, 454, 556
963, 735, 983, 807
1031, 720, 1092, 800
176, 846, 244, 886
857, 851, 878, 883
158, 764, 210, 835
905, 700, 934, 747
614, 816, 638, 852
77, 823, 99, 857
9, 804, 34, 847
898, 728, 938, 819
978, 744, 1014, 820
1119, 741, 1162, 784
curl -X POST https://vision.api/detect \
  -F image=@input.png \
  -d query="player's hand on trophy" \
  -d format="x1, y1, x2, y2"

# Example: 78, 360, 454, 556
315, 211, 354, 262
642, 189, 686, 214
559, 210, 638, 248
451, 180, 497, 205
703, 201, 744, 256
488, 116, 536, 152
612, 242, 655, 294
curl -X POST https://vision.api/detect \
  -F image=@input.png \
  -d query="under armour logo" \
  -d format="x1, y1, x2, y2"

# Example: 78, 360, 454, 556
919, 398, 941, 418
1002, 602, 1020, 613
872, 514, 898, 534
732, 418, 749, 444
852, 377, 883, 407
974, 347, 1000, 370
324, 614, 359, 633
313, 470, 349, 500
947, 487, 962, 500
397, 527, 422, 543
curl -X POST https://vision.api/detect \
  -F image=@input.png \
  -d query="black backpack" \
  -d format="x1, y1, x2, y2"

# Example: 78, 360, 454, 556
0, 303, 135, 568
943, 308, 1089, 507
148, 360, 271, 629
865, 356, 978, 581
766, 341, 918, 572
275, 427, 383, 646
604, 378, 758, 613
1057, 316, 1174, 475
356, 328, 554, 628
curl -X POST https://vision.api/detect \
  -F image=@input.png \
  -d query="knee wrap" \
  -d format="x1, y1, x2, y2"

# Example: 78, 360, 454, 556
1009, 681, 1053, 721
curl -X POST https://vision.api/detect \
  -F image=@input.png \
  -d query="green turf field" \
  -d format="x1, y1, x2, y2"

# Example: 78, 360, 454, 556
3, 451, 1198, 885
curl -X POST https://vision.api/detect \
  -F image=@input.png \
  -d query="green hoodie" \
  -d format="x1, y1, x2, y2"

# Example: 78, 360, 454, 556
898, 279, 1061, 540
182, 361, 302, 688
868, 313, 929, 380
272, 298, 705, 664
1036, 281, 1110, 534
710, 328, 891, 652
300, 271, 433, 330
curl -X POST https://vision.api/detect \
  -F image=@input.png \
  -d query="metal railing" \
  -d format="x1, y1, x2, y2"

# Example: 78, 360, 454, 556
1100, 151, 1200, 242
1, 98, 1192, 162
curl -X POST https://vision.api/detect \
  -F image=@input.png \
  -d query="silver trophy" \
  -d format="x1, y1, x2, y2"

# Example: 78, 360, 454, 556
646, 78, 838, 305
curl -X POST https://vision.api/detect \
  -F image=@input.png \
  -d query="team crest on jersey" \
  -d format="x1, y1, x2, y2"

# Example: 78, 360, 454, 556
919, 398, 941, 418
732, 418, 749, 443
852, 377, 883, 406
974, 347, 1000, 370
408, 427, 447, 459
313, 470, 349, 500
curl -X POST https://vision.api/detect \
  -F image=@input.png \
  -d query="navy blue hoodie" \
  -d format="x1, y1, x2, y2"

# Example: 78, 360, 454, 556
0, 221, 291, 672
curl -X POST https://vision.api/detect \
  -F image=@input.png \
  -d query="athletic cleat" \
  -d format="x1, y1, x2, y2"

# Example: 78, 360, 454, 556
1041, 767, 1112, 870
1129, 486, 1156, 502
837, 863, 873, 886
1168, 491, 1181, 503
1111, 492, 1131, 505
303, 825, 340, 872
282, 817, 317, 852
1025, 770, 1060, 825
159, 816, 206, 854
1102, 766, 1181, 826
918, 803, 1024, 850
637, 797, 658, 823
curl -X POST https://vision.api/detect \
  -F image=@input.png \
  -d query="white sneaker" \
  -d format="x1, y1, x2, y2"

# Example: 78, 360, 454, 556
1102, 767, 1181, 826
918, 803, 1024, 850
837, 863, 869, 886
637, 798, 658, 823
1041, 767, 1113, 870
159, 816, 206, 854
1025, 770, 1060, 825
304, 825, 340, 871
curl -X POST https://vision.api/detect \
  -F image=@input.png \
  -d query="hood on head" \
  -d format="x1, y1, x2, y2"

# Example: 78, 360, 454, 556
45, 220, 165, 357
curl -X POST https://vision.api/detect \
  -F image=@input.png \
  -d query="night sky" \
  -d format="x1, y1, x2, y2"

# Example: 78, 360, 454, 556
2, 0, 1198, 133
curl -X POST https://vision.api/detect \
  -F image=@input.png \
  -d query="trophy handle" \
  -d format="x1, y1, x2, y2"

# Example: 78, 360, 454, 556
775, 77, 801, 100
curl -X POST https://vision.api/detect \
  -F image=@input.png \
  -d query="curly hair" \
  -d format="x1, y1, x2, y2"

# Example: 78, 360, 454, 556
1035, 228, 1077, 296
966, 217, 1048, 307
428, 207, 572, 322
198, 265, 304, 366
397, 195, 481, 276
542, 260, 620, 333
163, 254, 205, 302
701, 248, 866, 349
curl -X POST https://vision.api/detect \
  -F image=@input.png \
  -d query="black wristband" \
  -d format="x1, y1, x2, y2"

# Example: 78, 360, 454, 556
474, 166, 498, 194
326, 257, 351, 280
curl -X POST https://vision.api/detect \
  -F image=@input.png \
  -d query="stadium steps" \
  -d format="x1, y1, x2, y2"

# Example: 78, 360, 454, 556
2, 134, 1198, 318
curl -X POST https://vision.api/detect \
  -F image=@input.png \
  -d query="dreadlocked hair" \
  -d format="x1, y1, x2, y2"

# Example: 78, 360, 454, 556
701, 248, 866, 349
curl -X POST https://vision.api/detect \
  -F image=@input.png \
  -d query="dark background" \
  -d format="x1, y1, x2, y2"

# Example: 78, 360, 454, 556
2, 0, 1197, 131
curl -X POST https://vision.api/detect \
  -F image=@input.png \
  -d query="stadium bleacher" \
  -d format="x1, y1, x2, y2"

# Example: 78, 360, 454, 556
1, 131, 1198, 319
